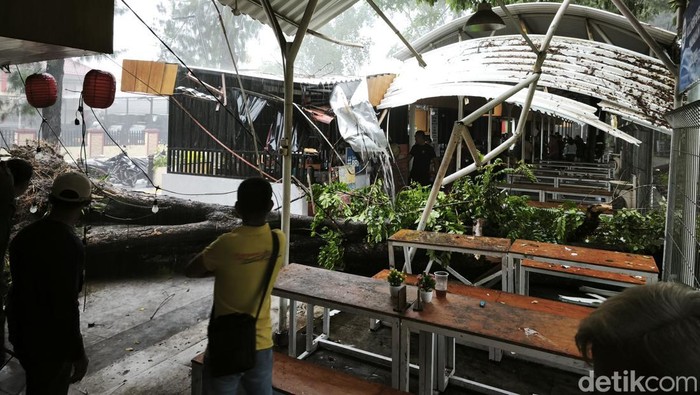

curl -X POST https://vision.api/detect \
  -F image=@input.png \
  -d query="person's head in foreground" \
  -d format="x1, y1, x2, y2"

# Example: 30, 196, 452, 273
7, 158, 33, 196
235, 177, 273, 225
576, 282, 700, 380
49, 172, 92, 220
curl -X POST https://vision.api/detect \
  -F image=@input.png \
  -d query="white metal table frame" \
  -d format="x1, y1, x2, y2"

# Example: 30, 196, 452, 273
404, 320, 590, 395
272, 287, 411, 391
517, 262, 645, 295
387, 237, 510, 291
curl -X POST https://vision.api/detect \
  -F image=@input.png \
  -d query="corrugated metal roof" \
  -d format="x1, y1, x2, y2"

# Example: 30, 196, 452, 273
379, 35, 674, 135
394, 2, 676, 61
217, 0, 359, 37
378, 81, 640, 144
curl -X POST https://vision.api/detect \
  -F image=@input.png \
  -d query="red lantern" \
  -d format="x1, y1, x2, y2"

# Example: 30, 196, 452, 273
83, 69, 116, 108
25, 73, 58, 108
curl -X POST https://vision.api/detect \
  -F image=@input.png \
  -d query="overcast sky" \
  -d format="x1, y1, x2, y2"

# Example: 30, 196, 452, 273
89, 1, 405, 80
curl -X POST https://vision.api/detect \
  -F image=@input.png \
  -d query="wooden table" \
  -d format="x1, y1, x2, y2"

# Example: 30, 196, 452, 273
401, 290, 589, 395
387, 229, 512, 289
273, 263, 410, 390
506, 239, 659, 293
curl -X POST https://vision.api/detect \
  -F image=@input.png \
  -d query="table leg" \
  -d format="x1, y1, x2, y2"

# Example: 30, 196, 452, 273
419, 331, 435, 395
306, 303, 315, 353
388, 241, 396, 269
502, 256, 514, 292
288, 299, 297, 357
393, 320, 410, 391
403, 246, 413, 274
434, 335, 454, 392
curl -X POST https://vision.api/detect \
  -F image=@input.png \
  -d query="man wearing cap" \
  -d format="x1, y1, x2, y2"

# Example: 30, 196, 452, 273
7, 171, 91, 394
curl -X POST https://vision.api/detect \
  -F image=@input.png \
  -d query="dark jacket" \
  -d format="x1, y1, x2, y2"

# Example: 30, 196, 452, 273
7, 218, 85, 361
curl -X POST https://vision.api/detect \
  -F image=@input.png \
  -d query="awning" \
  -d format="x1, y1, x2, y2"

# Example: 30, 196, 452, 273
378, 81, 641, 145
379, 35, 674, 138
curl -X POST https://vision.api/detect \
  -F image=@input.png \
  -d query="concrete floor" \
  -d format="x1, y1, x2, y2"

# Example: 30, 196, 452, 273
0, 273, 588, 395
0, 274, 213, 395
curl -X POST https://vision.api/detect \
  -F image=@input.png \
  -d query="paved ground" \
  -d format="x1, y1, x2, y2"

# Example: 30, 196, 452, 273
0, 273, 588, 394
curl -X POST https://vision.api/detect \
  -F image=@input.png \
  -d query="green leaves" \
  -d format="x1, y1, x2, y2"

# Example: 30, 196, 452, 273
309, 160, 665, 270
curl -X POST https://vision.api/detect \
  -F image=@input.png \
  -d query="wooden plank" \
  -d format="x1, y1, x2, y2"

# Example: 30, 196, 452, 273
273, 352, 409, 395
401, 287, 583, 359
273, 264, 400, 320
192, 351, 409, 395
134, 60, 151, 93
147, 61, 164, 94
509, 239, 658, 274
120, 59, 137, 92
521, 259, 646, 285
388, 230, 512, 254
372, 269, 592, 320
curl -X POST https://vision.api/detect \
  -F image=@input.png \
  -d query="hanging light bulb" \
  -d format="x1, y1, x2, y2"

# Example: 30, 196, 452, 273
151, 199, 159, 214
29, 201, 38, 213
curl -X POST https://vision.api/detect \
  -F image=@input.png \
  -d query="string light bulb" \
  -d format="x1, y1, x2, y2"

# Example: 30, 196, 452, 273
151, 199, 159, 214
29, 201, 38, 213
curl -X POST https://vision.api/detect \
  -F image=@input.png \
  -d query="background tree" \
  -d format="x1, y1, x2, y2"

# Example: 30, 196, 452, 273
156, 0, 262, 70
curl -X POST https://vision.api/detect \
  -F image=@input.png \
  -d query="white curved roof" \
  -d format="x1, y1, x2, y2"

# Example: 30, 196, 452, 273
379, 35, 674, 137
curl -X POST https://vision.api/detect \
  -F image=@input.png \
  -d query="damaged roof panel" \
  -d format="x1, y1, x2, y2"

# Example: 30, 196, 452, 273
380, 36, 674, 134
378, 81, 641, 144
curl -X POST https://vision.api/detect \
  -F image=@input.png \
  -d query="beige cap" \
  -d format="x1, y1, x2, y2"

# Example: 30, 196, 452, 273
51, 171, 91, 203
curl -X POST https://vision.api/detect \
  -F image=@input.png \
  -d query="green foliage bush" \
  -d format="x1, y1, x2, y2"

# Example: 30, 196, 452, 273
308, 161, 665, 270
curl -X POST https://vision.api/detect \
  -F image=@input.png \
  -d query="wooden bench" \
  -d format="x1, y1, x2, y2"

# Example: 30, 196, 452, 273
191, 351, 409, 395
498, 182, 614, 203
507, 239, 658, 295
519, 258, 646, 296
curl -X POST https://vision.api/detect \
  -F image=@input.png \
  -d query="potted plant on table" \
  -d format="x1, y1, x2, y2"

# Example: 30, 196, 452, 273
416, 272, 436, 303
387, 268, 406, 298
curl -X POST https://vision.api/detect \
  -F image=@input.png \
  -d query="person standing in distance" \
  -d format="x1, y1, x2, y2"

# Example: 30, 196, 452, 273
7, 171, 91, 394
186, 177, 286, 395
409, 130, 436, 186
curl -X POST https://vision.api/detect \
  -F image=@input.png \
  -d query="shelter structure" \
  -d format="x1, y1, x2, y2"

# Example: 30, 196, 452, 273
377, 2, 677, 211
371, 1, 680, 267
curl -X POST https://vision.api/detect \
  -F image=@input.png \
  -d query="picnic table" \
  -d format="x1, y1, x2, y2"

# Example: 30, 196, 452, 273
387, 229, 512, 289
506, 239, 659, 293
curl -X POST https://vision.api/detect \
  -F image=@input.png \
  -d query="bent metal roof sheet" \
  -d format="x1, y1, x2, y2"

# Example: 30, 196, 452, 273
378, 35, 674, 139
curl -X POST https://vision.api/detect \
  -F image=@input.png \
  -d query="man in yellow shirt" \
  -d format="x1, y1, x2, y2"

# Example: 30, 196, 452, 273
186, 177, 285, 395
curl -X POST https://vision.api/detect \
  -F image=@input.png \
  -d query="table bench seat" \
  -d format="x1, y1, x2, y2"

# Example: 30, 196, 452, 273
499, 182, 614, 199
519, 259, 647, 296
191, 351, 409, 395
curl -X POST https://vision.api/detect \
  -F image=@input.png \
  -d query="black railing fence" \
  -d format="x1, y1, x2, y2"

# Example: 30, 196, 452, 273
168, 148, 312, 180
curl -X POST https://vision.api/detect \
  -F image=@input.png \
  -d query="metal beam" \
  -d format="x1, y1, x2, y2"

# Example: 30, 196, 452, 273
365, 0, 427, 67
610, 0, 678, 75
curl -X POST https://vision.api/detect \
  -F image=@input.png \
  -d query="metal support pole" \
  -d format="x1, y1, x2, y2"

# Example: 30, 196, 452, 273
261, 0, 318, 338
610, 0, 678, 75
